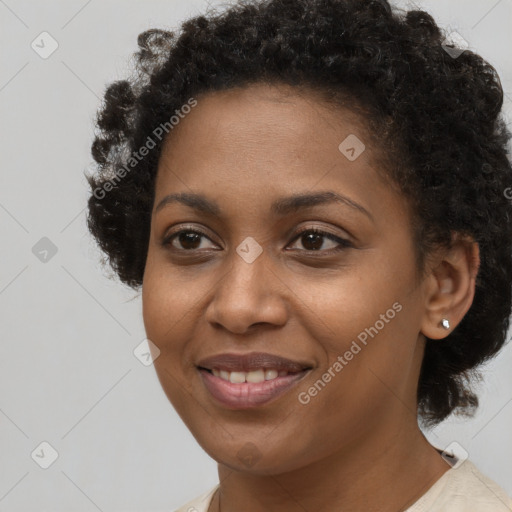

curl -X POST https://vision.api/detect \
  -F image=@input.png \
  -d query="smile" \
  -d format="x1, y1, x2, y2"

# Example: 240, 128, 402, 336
198, 367, 311, 409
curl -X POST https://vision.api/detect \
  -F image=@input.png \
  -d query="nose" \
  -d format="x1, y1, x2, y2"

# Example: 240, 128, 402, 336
204, 249, 289, 334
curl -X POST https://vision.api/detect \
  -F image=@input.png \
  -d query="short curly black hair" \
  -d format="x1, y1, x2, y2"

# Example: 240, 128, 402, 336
86, 0, 512, 427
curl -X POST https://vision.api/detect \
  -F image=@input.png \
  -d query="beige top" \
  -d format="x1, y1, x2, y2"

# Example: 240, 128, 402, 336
174, 459, 512, 512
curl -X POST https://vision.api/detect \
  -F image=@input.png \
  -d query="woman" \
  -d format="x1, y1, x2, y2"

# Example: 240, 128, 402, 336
86, 0, 512, 510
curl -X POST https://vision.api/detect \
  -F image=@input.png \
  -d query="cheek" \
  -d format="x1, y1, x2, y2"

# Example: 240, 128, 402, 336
141, 258, 216, 390
299, 267, 402, 351
295, 261, 416, 406
141, 255, 200, 341
141, 264, 200, 415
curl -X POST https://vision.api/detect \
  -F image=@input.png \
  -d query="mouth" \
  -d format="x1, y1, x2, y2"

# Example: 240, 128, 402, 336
196, 352, 313, 409
197, 367, 311, 409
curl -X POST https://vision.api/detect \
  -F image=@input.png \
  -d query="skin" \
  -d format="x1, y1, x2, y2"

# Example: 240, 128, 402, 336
141, 83, 480, 512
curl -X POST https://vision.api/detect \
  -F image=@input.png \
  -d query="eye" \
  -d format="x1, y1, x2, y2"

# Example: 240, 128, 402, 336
287, 227, 352, 254
162, 227, 218, 251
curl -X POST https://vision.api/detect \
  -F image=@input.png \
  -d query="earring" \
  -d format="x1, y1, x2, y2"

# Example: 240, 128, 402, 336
440, 318, 450, 330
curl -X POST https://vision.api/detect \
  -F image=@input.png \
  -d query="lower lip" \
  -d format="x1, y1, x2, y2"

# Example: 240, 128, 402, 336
198, 368, 310, 409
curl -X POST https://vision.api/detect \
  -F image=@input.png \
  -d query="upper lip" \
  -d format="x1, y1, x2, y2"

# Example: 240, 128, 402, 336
197, 352, 313, 373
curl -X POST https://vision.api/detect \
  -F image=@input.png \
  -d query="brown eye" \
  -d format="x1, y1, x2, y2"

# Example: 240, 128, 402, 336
288, 228, 352, 253
176, 232, 202, 250
163, 228, 217, 251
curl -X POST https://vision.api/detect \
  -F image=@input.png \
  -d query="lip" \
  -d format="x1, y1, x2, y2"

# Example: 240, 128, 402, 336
196, 351, 313, 373
198, 367, 311, 409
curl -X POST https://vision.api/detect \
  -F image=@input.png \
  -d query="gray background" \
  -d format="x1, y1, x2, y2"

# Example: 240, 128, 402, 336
0, 0, 511, 510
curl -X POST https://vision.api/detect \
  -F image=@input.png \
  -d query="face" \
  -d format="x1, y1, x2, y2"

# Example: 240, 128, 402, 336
142, 83, 428, 474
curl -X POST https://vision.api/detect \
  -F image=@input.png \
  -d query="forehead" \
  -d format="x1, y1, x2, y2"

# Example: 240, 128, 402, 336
166, 82, 367, 141
158, 83, 378, 181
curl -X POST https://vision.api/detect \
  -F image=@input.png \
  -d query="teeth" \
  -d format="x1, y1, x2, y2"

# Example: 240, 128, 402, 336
246, 369, 265, 383
210, 368, 288, 383
265, 369, 279, 380
229, 371, 246, 384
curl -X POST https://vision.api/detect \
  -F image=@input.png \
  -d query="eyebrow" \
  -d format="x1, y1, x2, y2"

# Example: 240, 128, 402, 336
155, 190, 374, 222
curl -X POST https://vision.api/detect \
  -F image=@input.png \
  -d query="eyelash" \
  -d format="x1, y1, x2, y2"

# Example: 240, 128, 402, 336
162, 226, 352, 255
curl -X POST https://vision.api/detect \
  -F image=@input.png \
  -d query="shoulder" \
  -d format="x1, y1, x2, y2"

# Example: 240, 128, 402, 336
406, 459, 512, 512
173, 484, 219, 512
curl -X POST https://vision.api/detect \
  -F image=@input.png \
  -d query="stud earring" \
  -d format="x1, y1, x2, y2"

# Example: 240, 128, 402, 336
441, 318, 450, 330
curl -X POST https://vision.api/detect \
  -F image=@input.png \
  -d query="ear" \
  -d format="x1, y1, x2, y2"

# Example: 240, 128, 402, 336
420, 234, 480, 340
